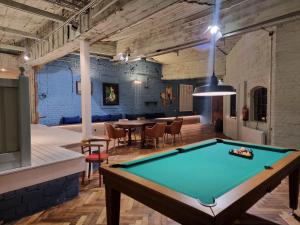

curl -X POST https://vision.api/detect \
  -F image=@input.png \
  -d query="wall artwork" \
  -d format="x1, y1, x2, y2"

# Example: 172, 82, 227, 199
160, 85, 176, 108
103, 82, 119, 105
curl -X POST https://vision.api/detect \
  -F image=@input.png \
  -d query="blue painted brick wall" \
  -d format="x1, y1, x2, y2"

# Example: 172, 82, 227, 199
0, 173, 79, 223
161, 79, 211, 121
37, 55, 167, 125
37, 54, 211, 125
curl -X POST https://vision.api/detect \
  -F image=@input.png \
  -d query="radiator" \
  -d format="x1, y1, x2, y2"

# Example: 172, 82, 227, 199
240, 126, 266, 145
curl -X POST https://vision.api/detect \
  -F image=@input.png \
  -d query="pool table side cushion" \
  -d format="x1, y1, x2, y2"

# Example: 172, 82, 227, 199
220, 139, 295, 153
113, 139, 218, 168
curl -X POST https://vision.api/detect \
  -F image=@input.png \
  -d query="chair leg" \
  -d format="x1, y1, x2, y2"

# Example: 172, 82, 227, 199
81, 170, 85, 185
106, 141, 109, 164
163, 136, 165, 148
88, 163, 92, 181
154, 139, 157, 150
98, 167, 101, 187
113, 139, 116, 150
172, 135, 175, 145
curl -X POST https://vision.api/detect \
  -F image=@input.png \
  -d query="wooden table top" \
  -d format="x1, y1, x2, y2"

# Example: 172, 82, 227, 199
114, 120, 156, 127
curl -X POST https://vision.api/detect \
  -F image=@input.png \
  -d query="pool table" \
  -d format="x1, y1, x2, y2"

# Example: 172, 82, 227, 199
100, 139, 300, 225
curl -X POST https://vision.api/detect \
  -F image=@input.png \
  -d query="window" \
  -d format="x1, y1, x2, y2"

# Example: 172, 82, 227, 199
230, 94, 236, 118
252, 87, 267, 122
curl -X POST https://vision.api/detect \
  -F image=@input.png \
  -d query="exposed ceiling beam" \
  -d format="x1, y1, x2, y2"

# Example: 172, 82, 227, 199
91, 0, 119, 19
0, 44, 25, 52
0, 26, 41, 40
116, 0, 300, 59
40, 0, 82, 12
0, 0, 67, 23
89, 41, 116, 56
28, 0, 181, 66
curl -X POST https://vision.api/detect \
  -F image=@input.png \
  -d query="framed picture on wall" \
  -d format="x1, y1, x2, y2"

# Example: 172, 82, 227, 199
76, 81, 93, 95
103, 83, 119, 105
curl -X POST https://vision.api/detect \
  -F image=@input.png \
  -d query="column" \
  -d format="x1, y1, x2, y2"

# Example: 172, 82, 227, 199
80, 40, 92, 140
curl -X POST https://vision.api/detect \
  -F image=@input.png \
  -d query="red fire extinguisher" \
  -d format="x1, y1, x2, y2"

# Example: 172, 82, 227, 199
242, 105, 249, 121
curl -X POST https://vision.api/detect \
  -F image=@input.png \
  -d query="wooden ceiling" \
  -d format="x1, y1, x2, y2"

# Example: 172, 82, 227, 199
0, 0, 63, 45
103, 2, 210, 42
0, 0, 299, 72
152, 35, 241, 65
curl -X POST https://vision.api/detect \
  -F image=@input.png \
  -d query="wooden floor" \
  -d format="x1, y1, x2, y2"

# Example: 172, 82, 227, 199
8, 124, 300, 225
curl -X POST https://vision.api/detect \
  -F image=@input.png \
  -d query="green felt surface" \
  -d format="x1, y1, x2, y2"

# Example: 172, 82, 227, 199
121, 139, 291, 205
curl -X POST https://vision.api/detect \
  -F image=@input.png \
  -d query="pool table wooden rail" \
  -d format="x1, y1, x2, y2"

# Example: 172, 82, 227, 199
101, 141, 300, 225
213, 149, 300, 225
102, 167, 214, 225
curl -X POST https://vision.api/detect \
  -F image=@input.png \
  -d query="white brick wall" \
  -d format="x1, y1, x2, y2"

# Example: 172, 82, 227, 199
224, 20, 300, 149
223, 29, 272, 143
271, 20, 300, 148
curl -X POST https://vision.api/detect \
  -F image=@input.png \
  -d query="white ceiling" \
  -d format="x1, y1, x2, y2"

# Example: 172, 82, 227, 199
0, 0, 64, 45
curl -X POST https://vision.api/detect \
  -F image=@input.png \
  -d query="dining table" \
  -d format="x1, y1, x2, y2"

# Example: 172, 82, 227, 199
154, 117, 175, 124
114, 120, 156, 147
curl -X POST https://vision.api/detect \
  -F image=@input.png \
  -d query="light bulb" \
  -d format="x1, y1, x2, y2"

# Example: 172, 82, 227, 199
133, 80, 142, 84
209, 25, 220, 34
24, 55, 30, 61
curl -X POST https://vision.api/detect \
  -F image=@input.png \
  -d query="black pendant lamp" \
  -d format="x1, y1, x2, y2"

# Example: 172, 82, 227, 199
193, 24, 236, 96
192, 72, 236, 96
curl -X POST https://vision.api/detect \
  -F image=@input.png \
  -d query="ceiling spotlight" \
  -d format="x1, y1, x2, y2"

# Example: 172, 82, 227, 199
24, 54, 30, 61
208, 25, 220, 35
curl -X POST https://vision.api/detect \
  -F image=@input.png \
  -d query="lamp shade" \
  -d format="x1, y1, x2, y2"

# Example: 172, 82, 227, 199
193, 73, 236, 96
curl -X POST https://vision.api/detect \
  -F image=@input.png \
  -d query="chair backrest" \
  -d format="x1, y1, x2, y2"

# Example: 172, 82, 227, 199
104, 123, 116, 139
170, 120, 183, 134
152, 123, 166, 138
174, 117, 183, 122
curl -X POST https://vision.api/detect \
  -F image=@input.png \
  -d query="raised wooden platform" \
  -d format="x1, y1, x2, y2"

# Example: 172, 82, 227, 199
0, 124, 85, 194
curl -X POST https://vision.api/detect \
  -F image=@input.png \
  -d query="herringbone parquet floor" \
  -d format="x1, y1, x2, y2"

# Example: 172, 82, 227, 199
9, 124, 300, 225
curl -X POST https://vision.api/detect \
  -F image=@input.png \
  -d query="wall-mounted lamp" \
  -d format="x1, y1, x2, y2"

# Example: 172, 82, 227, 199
133, 80, 142, 85
1, 68, 7, 72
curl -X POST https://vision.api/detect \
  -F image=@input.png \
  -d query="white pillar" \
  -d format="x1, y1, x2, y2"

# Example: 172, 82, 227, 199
80, 40, 92, 140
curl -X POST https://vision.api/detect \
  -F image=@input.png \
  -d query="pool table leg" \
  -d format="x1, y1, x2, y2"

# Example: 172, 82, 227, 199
105, 185, 121, 225
289, 168, 299, 210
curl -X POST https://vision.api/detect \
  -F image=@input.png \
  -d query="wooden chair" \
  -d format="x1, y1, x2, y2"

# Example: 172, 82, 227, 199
81, 139, 109, 187
104, 123, 126, 150
145, 123, 166, 149
165, 119, 183, 144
